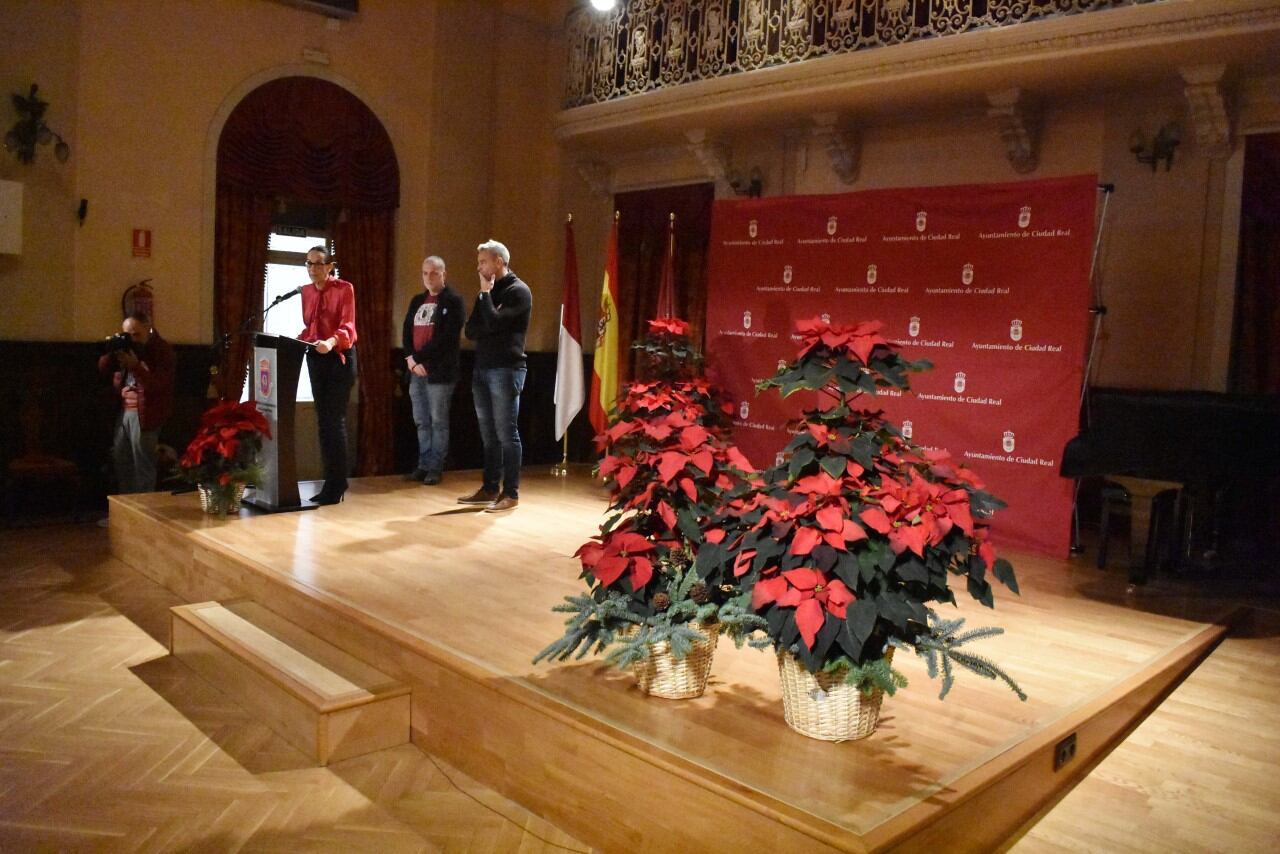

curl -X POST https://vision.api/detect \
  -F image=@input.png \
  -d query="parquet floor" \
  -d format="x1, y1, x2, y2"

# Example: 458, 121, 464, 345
0, 525, 588, 853
4, 516, 1279, 852
1013, 609, 1280, 853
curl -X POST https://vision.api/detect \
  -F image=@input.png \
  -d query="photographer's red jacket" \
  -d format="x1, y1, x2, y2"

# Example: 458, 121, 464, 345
98, 331, 176, 431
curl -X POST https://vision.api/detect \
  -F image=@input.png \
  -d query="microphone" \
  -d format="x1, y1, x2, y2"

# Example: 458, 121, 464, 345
270, 286, 304, 306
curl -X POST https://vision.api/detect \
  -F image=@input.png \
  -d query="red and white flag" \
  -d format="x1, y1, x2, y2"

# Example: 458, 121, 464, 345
554, 216, 585, 441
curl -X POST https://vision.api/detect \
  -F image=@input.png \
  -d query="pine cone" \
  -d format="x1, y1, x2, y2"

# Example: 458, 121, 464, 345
689, 582, 710, 604
652, 592, 672, 611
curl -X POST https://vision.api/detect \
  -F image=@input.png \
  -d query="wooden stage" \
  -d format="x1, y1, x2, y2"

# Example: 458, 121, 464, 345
107, 470, 1233, 853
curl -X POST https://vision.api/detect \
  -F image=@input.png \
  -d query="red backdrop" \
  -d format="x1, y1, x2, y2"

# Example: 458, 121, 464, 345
704, 175, 1097, 558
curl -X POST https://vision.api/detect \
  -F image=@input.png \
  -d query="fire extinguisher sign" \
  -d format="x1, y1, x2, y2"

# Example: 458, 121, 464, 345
132, 228, 152, 258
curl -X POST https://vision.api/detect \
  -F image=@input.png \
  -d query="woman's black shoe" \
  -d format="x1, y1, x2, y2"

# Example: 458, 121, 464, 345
309, 489, 346, 505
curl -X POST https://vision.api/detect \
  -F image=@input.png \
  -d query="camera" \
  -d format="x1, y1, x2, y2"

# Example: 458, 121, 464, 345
104, 331, 134, 354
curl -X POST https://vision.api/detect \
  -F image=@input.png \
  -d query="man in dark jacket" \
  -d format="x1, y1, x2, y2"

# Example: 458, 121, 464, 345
97, 310, 175, 493
402, 255, 466, 485
458, 239, 532, 513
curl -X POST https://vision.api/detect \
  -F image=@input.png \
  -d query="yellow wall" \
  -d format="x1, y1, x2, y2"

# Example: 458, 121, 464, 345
0, 0, 1258, 394
0, 0, 80, 341
1, 0, 564, 350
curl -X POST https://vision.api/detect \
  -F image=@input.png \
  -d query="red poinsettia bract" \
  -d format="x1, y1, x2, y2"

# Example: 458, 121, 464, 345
795, 317, 889, 364
752, 568, 855, 649
647, 317, 690, 337
179, 400, 271, 481
576, 531, 656, 590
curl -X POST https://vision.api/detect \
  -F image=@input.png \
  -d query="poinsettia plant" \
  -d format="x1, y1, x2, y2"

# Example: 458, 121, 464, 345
697, 318, 1026, 700
535, 319, 764, 669
179, 399, 270, 496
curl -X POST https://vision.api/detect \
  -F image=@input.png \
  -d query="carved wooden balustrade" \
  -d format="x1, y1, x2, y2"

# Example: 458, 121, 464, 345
564, 0, 1167, 108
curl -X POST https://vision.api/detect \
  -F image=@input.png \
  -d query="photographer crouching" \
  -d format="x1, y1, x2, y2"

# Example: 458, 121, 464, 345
97, 310, 175, 493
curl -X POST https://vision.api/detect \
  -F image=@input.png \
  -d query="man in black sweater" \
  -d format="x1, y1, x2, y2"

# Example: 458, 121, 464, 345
402, 255, 466, 485
459, 239, 532, 512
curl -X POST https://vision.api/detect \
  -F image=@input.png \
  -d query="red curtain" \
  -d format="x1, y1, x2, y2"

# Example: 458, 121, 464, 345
217, 77, 399, 212
213, 187, 274, 401
335, 209, 397, 475
1234, 133, 1280, 394
214, 76, 400, 476
614, 183, 715, 378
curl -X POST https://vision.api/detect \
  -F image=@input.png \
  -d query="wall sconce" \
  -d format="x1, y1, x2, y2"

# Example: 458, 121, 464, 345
4, 84, 70, 165
1128, 123, 1180, 172
729, 166, 763, 198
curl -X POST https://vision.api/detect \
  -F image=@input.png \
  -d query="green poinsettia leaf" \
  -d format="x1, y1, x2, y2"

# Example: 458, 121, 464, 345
833, 550, 861, 589
677, 507, 701, 542
847, 598, 878, 646
967, 575, 995, 608
819, 453, 847, 480
895, 557, 929, 584
694, 541, 725, 576
993, 558, 1020, 594
851, 435, 877, 469
789, 446, 815, 479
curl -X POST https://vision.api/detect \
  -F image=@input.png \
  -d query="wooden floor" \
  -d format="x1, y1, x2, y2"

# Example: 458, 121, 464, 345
0, 524, 587, 852
5, 470, 1278, 850
1014, 609, 1280, 853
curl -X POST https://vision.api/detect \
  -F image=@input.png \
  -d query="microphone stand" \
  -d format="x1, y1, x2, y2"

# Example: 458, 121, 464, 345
1068, 182, 1116, 555
224, 290, 304, 399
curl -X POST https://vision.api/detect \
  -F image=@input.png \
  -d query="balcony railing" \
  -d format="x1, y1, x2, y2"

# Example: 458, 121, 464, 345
564, 0, 1163, 108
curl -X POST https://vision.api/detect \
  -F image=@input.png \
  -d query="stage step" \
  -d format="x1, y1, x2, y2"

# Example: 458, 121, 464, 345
169, 600, 411, 765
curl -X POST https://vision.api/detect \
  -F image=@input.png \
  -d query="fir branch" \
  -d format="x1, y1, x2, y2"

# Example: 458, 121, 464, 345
906, 609, 1027, 701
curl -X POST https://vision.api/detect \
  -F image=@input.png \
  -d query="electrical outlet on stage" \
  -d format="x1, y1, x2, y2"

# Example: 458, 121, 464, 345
1054, 732, 1078, 771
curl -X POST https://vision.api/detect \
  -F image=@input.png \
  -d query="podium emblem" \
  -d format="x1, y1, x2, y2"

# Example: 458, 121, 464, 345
954, 371, 967, 393
258, 358, 272, 399
827, 216, 838, 236
783, 264, 793, 284
1003, 430, 1016, 453
775, 451, 785, 468
742, 310, 752, 330
739, 400, 750, 420
908, 316, 920, 338
1010, 319, 1023, 341
1018, 205, 1032, 228
916, 210, 928, 232
749, 219, 758, 238
901, 420, 913, 440
820, 312, 831, 325
866, 263, 877, 285
962, 262, 974, 285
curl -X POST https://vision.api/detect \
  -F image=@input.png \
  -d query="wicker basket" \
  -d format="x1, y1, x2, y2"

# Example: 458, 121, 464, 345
197, 482, 246, 516
631, 622, 720, 699
777, 648, 895, 742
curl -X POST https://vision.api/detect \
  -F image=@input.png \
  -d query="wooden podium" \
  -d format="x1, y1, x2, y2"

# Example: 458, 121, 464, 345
243, 333, 316, 513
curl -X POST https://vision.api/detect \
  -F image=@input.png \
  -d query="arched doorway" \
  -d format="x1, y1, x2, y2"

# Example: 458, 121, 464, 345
213, 76, 400, 475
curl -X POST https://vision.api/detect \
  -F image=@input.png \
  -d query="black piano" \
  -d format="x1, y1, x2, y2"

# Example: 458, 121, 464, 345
1061, 388, 1280, 584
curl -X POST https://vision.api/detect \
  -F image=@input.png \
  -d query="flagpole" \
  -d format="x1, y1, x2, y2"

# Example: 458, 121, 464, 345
552, 433, 570, 477
550, 224, 570, 478
553, 212, 577, 477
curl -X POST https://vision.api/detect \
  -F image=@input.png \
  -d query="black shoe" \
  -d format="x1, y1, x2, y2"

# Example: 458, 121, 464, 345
421, 471, 442, 486
403, 468, 429, 483
310, 489, 346, 505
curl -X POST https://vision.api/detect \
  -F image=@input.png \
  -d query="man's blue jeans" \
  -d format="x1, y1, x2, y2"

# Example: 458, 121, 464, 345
472, 365, 526, 498
112, 409, 158, 493
408, 375, 455, 474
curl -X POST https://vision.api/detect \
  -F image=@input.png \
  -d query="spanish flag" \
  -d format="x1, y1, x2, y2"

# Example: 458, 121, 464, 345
589, 212, 620, 434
